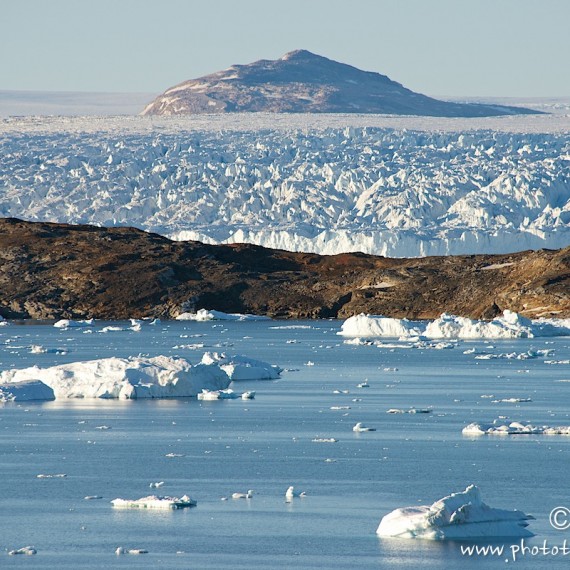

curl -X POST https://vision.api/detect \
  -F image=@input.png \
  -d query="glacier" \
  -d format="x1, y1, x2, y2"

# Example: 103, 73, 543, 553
0, 114, 569, 257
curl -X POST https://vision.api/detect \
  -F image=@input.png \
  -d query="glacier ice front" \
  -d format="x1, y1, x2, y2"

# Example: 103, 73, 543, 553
0, 355, 230, 400
376, 485, 533, 540
340, 310, 570, 339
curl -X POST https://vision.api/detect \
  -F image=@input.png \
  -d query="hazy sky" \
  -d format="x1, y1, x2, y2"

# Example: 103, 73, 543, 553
3, 0, 569, 97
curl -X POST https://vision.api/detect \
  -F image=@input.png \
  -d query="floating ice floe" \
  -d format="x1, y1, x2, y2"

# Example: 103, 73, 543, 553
149, 482, 164, 489
200, 352, 282, 380
8, 546, 37, 555
176, 309, 269, 321
37, 473, 66, 478
111, 495, 197, 509
353, 422, 375, 432
115, 547, 148, 555
340, 310, 570, 339
463, 421, 570, 436
231, 490, 254, 499
376, 485, 533, 539
285, 486, 307, 501
53, 318, 94, 329
386, 408, 431, 414
0, 355, 230, 400
197, 388, 239, 400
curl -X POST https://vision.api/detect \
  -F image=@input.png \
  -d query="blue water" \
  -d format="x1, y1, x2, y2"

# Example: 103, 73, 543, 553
1, 320, 569, 568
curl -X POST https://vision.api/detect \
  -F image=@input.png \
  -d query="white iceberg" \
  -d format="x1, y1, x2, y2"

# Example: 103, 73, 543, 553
340, 310, 570, 339
197, 388, 239, 400
111, 495, 196, 509
176, 309, 269, 322
463, 421, 570, 436
376, 485, 533, 539
53, 318, 94, 328
339, 314, 422, 338
0, 380, 55, 402
0, 356, 230, 400
200, 352, 282, 380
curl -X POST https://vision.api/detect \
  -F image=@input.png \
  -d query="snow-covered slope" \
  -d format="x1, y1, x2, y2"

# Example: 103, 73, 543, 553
0, 115, 568, 257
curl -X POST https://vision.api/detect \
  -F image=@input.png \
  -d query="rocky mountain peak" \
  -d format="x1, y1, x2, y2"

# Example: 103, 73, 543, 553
142, 50, 540, 117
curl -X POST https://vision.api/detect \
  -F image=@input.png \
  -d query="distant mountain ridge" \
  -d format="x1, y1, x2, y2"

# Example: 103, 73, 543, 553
142, 50, 540, 117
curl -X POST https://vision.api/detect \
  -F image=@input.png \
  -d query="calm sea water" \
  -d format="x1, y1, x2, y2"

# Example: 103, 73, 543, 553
1, 320, 569, 569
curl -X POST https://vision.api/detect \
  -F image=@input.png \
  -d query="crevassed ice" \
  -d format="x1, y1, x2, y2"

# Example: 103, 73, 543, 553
1, 119, 569, 257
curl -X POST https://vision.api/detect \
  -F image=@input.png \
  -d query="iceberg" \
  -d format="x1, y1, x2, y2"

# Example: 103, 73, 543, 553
0, 355, 230, 400
0, 380, 55, 402
340, 310, 570, 339
176, 309, 269, 321
463, 421, 570, 436
111, 495, 197, 509
200, 352, 282, 380
339, 314, 422, 338
376, 485, 533, 539
53, 318, 94, 328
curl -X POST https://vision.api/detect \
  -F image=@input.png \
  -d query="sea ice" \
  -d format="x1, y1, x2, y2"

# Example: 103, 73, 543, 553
353, 422, 376, 432
340, 310, 570, 339
376, 485, 533, 539
176, 309, 269, 321
0, 355, 230, 400
111, 495, 197, 509
53, 319, 94, 328
463, 421, 570, 435
285, 486, 306, 501
8, 546, 37, 555
200, 352, 282, 380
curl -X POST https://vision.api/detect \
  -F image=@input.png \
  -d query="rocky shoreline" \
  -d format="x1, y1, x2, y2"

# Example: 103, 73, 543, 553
0, 218, 568, 321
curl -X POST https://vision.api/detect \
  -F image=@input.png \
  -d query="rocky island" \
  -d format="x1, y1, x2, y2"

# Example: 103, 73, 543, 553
0, 218, 567, 321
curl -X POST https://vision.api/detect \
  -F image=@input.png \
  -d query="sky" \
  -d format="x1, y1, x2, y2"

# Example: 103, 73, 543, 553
2, 0, 569, 98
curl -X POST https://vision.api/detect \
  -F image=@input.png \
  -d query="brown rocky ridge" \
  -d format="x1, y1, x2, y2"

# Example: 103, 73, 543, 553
142, 50, 540, 117
0, 218, 568, 321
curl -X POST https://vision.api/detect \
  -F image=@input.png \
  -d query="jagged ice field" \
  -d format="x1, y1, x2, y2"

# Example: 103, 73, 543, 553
1, 113, 569, 257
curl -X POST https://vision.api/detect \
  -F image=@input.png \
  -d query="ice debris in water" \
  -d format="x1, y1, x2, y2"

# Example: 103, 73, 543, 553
176, 309, 269, 321
200, 352, 282, 380
353, 422, 376, 432
8, 546, 37, 555
231, 490, 254, 499
377, 485, 533, 539
463, 421, 570, 435
111, 495, 197, 509
340, 310, 570, 339
285, 486, 307, 501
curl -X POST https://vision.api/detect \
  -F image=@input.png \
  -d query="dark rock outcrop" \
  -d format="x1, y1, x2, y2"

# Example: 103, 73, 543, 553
142, 50, 540, 117
0, 218, 567, 321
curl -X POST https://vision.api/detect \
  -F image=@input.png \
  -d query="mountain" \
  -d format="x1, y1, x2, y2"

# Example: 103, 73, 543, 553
142, 50, 539, 117
0, 218, 568, 321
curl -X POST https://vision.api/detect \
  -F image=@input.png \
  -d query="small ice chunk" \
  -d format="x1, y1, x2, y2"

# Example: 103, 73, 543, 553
111, 495, 196, 509
231, 490, 254, 499
8, 546, 37, 555
353, 422, 375, 432
285, 486, 307, 501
